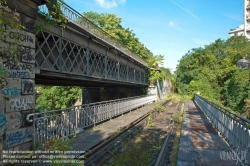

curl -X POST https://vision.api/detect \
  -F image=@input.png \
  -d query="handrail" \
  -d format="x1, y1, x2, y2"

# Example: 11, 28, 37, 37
195, 94, 250, 125
194, 94, 250, 165
38, 1, 148, 67
26, 95, 157, 149
26, 94, 155, 122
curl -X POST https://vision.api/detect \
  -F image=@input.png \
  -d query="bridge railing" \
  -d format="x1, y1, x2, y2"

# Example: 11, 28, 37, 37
38, 2, 148, 67
194, 95, 250, 164
26, 95, 157, 149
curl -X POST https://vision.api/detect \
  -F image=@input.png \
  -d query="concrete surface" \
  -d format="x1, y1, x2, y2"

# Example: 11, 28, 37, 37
70, 101, 157, 151
177, 101, 239, 166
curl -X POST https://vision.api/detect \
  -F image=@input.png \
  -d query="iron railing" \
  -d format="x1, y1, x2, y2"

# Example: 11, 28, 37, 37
194, 95, 250, 164
26, 95, 157, 148
35, 31, 147, 85
38, 2, 148, 67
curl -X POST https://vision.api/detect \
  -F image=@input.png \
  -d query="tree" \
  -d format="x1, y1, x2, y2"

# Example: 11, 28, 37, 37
175, 36, 250, 117
36, 86, 81, 112
83, 11, 167, 84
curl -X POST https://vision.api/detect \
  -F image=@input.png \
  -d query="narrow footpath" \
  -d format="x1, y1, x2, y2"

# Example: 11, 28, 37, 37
70, 101, 158, 152
177, 101, 237, 166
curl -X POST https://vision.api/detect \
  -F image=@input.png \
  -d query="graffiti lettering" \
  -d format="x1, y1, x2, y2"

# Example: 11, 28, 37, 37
0, 113, 7, 136
19, 47, 34, 62
19, 63, 33, 72
0, 114, 7, 129
4, 59, 34, 72
9, 97, 33, 110
3, 59, 19, 70
6, 128, 32, 148
22, 80, 34, 93
9, 71, 30, 78
21, 20, 34, 31
9, 31, 34, 43
1, 87, 21, 97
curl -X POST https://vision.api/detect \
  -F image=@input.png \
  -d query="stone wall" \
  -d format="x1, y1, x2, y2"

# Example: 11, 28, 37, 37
0, 0, 40, 158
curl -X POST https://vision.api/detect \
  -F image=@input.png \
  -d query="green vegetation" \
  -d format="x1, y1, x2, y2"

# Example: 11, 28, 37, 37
114, 128, 121, 134
154, 103, 165, 112
83, 11, 170, 84
45, 138, 84, 166
0, 0, 25, 83
35, 86, 81, 112
167, 103, 184, 165
175, 36, 250, 118
35, 11, 175, 111
147, 102, 166, 127
172, 103, 185, 124
169, 123, 182, 165
147, 111, 156, 127
165, 93, 192, 103
104, 129, 164, 166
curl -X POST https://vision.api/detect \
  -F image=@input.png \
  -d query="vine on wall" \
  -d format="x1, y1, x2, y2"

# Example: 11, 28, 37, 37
0, 0, 25, 82
0, 0, 67, 81
36, 0, 67, 34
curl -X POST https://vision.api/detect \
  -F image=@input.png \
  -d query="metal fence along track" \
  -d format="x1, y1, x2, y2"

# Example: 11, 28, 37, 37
194, 95, 250, 165
26, 95, 157, 149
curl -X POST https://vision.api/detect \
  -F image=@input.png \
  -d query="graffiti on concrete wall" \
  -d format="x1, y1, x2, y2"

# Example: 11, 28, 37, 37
5, 112, 21, 130
1, 87, 21, 97
6, 30, 35, 48
6, 127, 32, 148
6, 95, 35, 112
0, 113, 7, 135
3, 58, 35, 79
19, 47, 35, 63
9, 96, 33, 110
22, 79, 34, 94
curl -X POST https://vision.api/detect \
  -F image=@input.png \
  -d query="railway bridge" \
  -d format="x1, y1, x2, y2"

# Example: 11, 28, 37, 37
0, 0, 160, 154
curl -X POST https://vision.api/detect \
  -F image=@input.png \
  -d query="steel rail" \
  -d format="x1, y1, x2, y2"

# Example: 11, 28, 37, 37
154, 121, 174, 166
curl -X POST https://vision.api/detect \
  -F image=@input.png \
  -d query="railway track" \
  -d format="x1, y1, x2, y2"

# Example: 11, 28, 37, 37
154, 121, 174, 166
76, 100, 177, 166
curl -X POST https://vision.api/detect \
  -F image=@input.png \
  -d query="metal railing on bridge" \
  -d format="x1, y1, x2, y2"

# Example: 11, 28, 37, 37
26, 95, 157, 149
195, 95, 250, 164
38, 2, 147, 67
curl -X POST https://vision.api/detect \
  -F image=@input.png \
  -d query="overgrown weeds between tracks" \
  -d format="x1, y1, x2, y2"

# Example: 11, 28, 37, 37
103, 101, 169, 166
147, 111, 156, 127
169, 123, 182, 165
166, 93, 192, 103
147, 102, 166, 127
169, 103, 185, 165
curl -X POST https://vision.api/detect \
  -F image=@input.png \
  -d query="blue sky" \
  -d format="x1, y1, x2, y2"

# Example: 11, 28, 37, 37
64, 0, 243, 72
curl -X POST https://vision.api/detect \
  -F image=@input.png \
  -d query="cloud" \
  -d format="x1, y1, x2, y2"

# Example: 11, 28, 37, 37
169, 21, 174, 27
95, 0, 126, 9
169, 0, 200, 20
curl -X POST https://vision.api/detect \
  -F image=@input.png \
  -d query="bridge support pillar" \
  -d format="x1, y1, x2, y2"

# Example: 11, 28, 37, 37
0, 0, 43, 157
